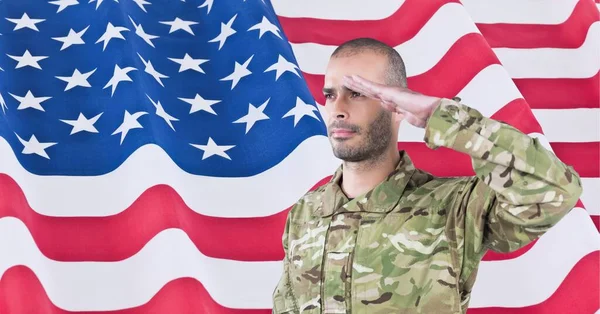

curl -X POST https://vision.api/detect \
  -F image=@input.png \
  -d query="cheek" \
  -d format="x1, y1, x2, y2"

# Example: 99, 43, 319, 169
351, 103, 381, 124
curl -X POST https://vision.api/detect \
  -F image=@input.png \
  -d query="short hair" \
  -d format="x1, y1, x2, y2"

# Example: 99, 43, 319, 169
331, 38, 407, 88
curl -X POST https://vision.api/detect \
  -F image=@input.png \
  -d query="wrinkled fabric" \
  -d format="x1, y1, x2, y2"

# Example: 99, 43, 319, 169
272, 98, 582, 314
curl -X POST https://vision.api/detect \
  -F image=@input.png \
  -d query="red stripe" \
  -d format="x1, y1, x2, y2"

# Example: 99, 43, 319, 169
0, 266, 269, 314
0, 101, 576, 265
407, 34, 500, 98
514, 72, 600, 109
592, 215, 600, 232
0, 174, 328, 262
475, 0, 600, 48
550, 142, 600, 178
2, 252, 597, 313
468, 251, 600, 314
278, 0, 459, 45
488, 98, 543, 134
304, 33, 501, 105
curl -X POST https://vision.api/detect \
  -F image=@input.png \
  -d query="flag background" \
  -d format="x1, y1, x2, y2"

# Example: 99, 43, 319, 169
0, 0, 598, 313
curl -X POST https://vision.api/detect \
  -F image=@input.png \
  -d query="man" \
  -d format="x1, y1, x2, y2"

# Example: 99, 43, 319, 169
272, 38, 582, 314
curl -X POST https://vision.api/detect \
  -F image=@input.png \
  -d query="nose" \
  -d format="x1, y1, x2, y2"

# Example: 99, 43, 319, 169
328, 97, 349, 120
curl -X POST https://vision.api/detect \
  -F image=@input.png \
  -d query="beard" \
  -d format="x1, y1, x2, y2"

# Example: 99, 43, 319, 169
329, 109, 393, 162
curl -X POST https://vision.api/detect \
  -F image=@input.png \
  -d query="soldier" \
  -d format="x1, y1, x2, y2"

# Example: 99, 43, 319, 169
272, 38, 582, 314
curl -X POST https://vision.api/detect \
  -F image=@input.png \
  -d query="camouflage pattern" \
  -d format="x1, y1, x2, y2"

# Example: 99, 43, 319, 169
272, 98, 583, 314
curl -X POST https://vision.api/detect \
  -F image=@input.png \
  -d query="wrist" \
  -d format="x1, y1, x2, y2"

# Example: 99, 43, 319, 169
417, 95, 442, 120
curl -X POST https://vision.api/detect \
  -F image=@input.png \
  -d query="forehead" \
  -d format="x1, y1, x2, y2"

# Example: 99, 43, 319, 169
324, 51, 388, 88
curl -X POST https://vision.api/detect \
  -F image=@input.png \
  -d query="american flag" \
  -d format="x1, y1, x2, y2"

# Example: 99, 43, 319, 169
0, 0, 598, 313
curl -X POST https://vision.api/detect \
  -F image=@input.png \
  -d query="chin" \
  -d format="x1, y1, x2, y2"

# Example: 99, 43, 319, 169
331, 145, 363, 161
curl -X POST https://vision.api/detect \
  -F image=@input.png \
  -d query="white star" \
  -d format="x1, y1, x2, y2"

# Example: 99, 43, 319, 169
264, 55, 300, 80
178, 94, 220, 115
95, 22, 129, 51
248, 16, 281, 39
90, 0, 117, 10
0, 93, 7, 114
220, 55, 253, 89
168, 53, 209, 73
104, 64, 137, 96
112, 110, 148, 144
233, 99, 270, 133
190, 137, 235, 160
52, 26, 89, 50
133, 0, 151, 12
9, 90, 52, 111
15, 133, 57, 159
208, 14, 237, 50
137, 53, 168, 87
6, 13, 45, 31
128, 16, 159, 47
60, 112, 103, 135
159, 17, 198, 35
7, 50, 48, 70
198, 0, 213, 14
56, 68, 96, 91
282, 97, 320, 126
146, 95, 178, 131
49, 0, 79, 13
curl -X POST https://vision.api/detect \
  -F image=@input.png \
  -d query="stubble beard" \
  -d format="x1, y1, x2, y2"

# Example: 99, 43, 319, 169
329, 109, 393, 163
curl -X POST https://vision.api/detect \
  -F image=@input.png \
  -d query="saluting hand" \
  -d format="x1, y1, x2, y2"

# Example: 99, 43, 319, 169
342, 75, 441, 128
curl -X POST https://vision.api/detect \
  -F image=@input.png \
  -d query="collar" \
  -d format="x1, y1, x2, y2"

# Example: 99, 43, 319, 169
313, 150, 416, 217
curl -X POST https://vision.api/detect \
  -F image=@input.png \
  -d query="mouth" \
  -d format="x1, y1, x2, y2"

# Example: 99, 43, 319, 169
330, 128, 356, 139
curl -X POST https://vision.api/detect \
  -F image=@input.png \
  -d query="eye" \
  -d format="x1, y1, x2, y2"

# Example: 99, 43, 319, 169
350, 91, 363, 98
324, 93, 334, 100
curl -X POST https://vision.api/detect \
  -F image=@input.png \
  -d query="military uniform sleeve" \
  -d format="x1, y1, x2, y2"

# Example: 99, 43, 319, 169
423, 97, 583, 254
272, 213, 298, 313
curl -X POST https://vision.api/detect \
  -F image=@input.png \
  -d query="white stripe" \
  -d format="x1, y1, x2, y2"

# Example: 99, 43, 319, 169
470, 207, 600, 307
1, 208, 597, 310
0, 136, 340, 218
528, 133, 552, 152
397, 64, 523, 142
533, 108, 600, 142
582, 178, 600, 215
295, 21, 599, 81
460, 0, 579, 24
291, 3, 480, 76
0, 217, 281, 310
597, 3, 600, 12
453, 64, 523, 117
271, 0, 404, 20
493, 22, 600, 79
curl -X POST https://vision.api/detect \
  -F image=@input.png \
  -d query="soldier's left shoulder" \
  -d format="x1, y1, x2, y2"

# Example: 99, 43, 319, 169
287, 184, 328, 223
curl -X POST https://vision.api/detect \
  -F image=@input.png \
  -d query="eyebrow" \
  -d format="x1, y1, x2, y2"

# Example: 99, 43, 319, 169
322, 86, 354, 94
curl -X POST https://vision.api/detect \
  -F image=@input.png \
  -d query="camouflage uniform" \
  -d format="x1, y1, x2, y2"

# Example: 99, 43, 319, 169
272, 98, 583, 314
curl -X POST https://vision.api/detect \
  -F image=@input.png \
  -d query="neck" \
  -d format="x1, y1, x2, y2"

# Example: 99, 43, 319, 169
340, 147, 400, 199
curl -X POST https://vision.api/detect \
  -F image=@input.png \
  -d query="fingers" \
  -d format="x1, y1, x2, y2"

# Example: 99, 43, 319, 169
342, 75, 384, 100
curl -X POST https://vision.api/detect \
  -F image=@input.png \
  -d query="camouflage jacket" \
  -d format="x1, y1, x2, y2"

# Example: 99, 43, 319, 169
271, 98, 583, 314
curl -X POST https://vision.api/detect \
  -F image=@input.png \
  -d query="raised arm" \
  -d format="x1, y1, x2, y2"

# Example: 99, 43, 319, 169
424, 98, 582, 252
